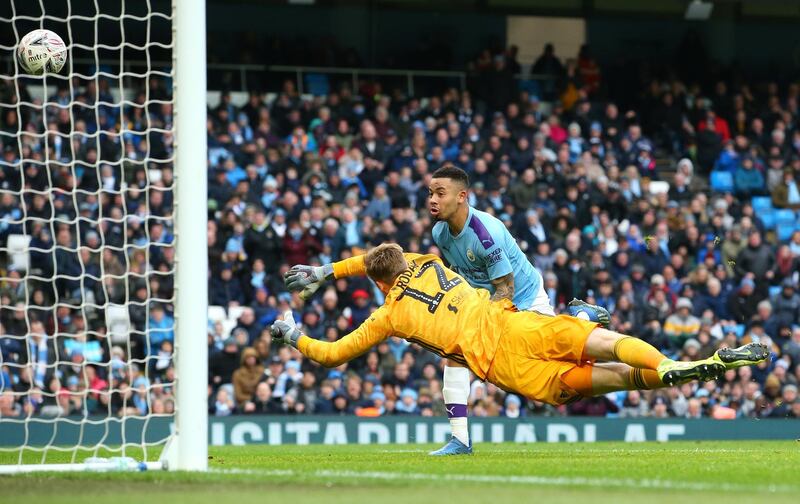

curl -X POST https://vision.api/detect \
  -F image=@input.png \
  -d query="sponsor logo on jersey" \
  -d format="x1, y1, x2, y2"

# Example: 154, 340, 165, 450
487, 248, 503, 266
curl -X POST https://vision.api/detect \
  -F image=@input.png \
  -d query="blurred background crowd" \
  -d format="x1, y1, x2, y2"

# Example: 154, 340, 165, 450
1, 36, 800, 422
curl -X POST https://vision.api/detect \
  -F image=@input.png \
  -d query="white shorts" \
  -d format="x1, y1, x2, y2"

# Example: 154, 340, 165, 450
523, 284, 556, 316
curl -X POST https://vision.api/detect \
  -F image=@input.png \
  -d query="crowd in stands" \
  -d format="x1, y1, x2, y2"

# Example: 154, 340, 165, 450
2, 41, 800, 422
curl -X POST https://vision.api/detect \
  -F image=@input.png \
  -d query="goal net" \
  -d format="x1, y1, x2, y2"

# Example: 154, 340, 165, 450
0, 0, 207, 472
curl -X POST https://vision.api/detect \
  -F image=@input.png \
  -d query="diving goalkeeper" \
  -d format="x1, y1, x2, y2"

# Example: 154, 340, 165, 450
271, 244, 769, 410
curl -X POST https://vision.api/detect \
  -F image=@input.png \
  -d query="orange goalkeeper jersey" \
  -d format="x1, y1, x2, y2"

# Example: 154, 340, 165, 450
297, 253, 515, 379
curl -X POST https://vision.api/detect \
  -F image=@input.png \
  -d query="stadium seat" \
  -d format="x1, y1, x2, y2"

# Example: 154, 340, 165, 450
648, 181, 670, 195
751, 196, 773, 213
710, 171, 734, 193
517, 79, 541, 98
759, 209, 776, 230
775, 209, 796, 241
7, 234, 31, 272
227, 305, 245, 322
106, 304, 131, 346
221, 319, 237, 338
751, 196, 775, 229
207, 305, 227, 323
305, 73, 330, 96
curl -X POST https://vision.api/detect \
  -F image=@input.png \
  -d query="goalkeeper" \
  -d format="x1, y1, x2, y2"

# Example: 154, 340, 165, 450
274, 244, 769, 424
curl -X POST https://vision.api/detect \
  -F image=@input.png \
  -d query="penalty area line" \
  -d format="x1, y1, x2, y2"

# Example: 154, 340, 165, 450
212, 467, 796, 493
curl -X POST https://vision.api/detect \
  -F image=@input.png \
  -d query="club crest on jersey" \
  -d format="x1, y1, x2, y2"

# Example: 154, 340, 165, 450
466, 249, 476, 262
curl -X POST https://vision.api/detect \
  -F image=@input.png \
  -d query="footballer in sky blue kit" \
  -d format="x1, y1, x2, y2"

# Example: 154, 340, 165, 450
426, 165, 609, 457
432, 205, 544, 312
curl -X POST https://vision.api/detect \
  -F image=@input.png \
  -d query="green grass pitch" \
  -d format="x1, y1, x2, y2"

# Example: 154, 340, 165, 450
3, 441, 800, 504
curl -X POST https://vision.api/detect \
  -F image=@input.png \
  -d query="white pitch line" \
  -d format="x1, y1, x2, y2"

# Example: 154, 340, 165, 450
212, 467, 797, 494
462, 448, 786, 455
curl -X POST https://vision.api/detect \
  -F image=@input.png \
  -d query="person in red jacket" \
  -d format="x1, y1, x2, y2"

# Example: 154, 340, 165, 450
697, 110, 731, 142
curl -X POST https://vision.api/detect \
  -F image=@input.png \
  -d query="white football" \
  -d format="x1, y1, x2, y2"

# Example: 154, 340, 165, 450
17, 29, 67, 75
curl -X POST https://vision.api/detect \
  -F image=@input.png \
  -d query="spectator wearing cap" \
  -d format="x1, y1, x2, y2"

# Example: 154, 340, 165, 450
502, 394, 525, 418
326, 370, 344, 390
664, 297, 702, 349
395, 388, 420, 415
350, 289, 372, 328
682, 338, 703, 360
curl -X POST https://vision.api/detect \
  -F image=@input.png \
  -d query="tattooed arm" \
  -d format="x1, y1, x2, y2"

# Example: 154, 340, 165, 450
490, 272, 515, 302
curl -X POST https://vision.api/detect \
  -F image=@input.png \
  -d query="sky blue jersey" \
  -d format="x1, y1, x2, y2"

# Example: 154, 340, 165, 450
431, 206, 542, 310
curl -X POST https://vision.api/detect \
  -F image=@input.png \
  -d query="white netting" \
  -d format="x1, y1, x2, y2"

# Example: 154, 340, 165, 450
0, 0, 175, 465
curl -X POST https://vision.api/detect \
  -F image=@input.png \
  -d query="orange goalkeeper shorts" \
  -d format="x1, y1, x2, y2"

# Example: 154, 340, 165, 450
485, 313, 598, 406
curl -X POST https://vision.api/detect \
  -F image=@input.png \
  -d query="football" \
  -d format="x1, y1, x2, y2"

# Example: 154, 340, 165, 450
17, 29, 67, 75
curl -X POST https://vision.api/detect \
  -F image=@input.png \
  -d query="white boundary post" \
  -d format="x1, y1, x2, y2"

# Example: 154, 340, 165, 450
172, 0, 208, 471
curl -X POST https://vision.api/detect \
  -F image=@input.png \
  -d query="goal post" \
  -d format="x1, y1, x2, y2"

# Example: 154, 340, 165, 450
0, 0, 207, 473
172, 0, 208, 472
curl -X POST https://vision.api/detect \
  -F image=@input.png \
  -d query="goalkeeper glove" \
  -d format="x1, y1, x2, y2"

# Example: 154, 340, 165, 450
283, 263, 334, 300
270, 310, 303, 347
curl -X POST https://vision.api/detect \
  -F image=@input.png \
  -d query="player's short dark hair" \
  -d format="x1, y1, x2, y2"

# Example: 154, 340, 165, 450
431, 164, 470, 188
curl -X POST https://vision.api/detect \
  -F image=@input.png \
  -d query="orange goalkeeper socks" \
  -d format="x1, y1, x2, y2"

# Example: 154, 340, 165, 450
628, 368, 665, 390
612, 336, 668, 370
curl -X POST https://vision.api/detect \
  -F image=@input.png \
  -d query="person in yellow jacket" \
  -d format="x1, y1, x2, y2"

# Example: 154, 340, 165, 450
272, 244, 768, 411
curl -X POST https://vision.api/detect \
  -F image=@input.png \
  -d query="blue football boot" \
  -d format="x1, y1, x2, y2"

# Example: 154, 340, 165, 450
567, 298, 611, 328
428, 436, 473, 456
